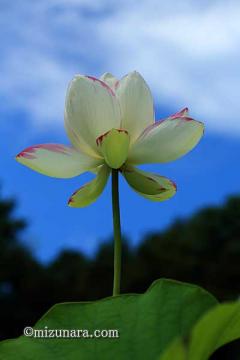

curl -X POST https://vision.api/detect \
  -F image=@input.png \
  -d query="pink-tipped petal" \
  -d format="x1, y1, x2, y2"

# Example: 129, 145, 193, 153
169, 107, 189, 119
128, 111, 204, 165
16, 144, 103, 178
139, 108, 190, 139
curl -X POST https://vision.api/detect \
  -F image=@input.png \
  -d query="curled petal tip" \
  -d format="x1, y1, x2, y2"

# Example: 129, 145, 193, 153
15, 155, 21, 163
15, 149, 36, 160
15, 153, 24, 162
169, 107, 189, 120
96, 130, 109, 146
96, 128, 128, 146
68, 197, 74, 206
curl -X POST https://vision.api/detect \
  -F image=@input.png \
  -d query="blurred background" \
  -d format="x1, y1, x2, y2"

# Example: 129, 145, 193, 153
0, 1, 240, 358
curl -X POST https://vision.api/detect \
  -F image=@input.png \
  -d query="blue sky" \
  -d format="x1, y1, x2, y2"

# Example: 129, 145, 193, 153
0, 1, 240, 262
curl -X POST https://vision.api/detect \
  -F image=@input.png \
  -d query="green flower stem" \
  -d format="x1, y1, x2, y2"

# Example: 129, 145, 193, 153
112, 169, 122, 296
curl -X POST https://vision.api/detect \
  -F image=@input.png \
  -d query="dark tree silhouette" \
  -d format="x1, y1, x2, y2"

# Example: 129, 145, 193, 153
132, 196, 240, 301
0, 196, 41, 339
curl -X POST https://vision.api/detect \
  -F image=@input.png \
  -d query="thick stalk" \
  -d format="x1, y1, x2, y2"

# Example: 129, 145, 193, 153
112, 169, 122, 296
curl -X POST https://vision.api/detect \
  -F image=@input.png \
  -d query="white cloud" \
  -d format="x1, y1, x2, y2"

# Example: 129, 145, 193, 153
1, 0, 240, 135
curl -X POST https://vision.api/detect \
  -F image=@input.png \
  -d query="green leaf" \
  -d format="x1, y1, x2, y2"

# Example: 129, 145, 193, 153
158, 338, 187, 360
159, 301, 240, 360
0, 279, 217, 360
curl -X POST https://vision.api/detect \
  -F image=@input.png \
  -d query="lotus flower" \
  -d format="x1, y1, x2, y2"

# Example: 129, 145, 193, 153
16, 71, 204, 207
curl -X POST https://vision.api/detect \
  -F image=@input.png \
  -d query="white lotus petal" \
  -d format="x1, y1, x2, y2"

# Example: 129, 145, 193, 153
128, 115, 204, 164
16, 144, 102, 178
116, 71, 154, 143
65, 75, 121, 157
